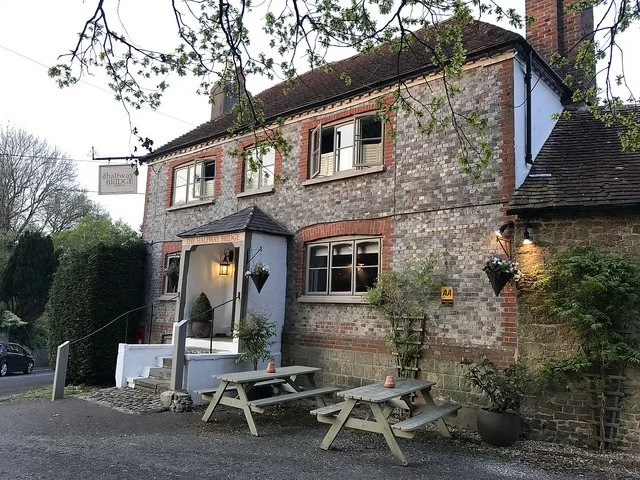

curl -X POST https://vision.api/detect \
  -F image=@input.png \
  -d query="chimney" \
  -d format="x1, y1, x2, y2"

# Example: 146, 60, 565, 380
210, 80, 239, 120
525, 0, 594, 89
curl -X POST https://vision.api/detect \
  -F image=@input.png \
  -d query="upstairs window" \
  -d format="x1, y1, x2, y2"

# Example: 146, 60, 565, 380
309, 115, 383, 179
244, 145, 275, 192
172, 159, 215, 206
306, 238, 380, 295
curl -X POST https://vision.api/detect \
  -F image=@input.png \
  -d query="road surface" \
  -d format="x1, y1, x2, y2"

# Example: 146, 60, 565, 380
0, 368, 53, 397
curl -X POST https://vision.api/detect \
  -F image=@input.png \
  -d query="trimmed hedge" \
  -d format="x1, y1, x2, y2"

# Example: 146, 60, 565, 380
47, 242, 146, 385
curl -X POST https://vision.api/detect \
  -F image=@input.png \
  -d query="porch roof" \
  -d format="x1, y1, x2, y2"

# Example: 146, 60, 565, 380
177, 206, 291, 238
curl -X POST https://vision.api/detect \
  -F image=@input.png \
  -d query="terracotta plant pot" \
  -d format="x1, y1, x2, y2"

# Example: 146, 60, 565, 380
476, 409, 521, 447
485, 270, 513, 296
250, 273, 269, 293
266, 361, 276, 373
383, 375, 396, 388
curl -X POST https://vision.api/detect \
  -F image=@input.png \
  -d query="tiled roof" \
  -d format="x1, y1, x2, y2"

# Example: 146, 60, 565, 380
508, 107, 640, 214
145, 20, 524, 161
177, 205, 291, 237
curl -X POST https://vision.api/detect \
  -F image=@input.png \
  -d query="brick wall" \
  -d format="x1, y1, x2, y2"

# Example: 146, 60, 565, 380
515, 211, 640, 451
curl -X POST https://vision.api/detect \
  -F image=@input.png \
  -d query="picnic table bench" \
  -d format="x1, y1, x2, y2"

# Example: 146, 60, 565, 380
201, 365, 337, 436
313, 378, 460, 466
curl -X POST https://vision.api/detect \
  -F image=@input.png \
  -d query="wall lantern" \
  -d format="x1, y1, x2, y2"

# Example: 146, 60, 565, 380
219, 249, 234, 276
495, 221, 514, 238
522, 225, 533, 245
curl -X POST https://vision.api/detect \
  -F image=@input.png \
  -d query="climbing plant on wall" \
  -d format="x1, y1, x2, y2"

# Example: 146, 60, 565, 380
535, 247, 640, 450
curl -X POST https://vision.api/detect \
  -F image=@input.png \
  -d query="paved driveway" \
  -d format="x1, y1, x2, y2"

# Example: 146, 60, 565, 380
0, 368, 53, 397
0, 396, 621, 480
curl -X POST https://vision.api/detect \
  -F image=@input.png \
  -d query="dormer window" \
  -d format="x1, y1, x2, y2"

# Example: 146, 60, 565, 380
309, 115, 383, 179
172, 159, 215, 206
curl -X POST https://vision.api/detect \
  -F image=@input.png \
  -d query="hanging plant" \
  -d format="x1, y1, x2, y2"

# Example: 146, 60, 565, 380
483, 253, 518, 296
245, 262, 270, 293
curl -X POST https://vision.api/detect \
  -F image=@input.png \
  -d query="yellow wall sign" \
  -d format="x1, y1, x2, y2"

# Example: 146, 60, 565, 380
441, 286, 454, 304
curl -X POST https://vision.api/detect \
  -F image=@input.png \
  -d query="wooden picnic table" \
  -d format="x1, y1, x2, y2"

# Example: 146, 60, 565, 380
201, 365, 338, 436
314, 378, 460, 466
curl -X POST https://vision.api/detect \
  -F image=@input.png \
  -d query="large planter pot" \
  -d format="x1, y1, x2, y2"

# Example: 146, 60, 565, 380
485, 270, 513, 296
191, 321, 211, 338
476, 409, 521, 447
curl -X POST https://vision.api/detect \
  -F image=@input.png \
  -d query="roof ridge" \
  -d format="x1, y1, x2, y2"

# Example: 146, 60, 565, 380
244, 205, 256, 230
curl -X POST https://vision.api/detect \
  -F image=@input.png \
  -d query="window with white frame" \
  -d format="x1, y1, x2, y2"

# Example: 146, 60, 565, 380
163, 254, 180, 294
306, 238, 380, 295
309, 115, 383, 179
244, 145, 275, 192
172, 159, 215, 206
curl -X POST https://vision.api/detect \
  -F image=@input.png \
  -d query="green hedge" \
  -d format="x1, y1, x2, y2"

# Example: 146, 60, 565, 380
47, 242, 146, 385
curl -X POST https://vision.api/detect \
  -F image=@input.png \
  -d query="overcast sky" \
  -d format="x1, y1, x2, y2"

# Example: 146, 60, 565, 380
0, 2, 637, 231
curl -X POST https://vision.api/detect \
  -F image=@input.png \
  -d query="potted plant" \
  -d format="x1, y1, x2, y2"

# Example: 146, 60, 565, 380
483, 253, 518, 296
189, 292, 212, 338
234, 313, 277, 370
461, 357, 530, 447
245, 262, 271, 293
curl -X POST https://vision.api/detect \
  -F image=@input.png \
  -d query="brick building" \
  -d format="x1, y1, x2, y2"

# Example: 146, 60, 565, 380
136, 2, 639, 450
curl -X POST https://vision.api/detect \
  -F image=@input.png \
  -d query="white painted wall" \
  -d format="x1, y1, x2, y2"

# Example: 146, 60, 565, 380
513, 56, 564, 188
115, 343, 173, 387
244, 233, 288, 361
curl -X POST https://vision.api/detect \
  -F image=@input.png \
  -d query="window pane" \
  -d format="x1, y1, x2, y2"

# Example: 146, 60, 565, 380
356, 266, 378, 292
308, 269, 327, 293
331, 268, 352, 292
245, 164, 258, 190
309, 245, 328, 268
173, 185, 187, 205
174, 167, 188, 187
332, 243, 352, 267
359, 116, 382, 139
187, 165, 196, 202
356, 241, 379, 267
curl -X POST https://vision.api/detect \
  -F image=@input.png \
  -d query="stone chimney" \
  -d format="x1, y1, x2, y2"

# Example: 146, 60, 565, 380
525, 0, 594, 89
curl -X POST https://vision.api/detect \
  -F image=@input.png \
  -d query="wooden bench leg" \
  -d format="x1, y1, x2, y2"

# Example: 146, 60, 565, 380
421, 388, 452, 438
369, 402, 407, 466
320, 398, 357, 450
202, 380, 229, 422
236, 385, 260, 437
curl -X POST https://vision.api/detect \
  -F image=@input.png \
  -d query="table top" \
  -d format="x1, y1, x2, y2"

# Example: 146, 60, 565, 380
213, 365, 321, 383
338, 378, 435, 402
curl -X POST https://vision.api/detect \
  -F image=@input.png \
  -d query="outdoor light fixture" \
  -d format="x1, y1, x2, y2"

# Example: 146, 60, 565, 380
495, 221, 514, 238
219, 249, 233, 276
522, 225, 533, 245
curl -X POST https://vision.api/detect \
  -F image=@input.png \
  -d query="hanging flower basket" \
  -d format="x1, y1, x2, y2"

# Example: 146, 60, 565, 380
246, 263, 271, 293
483, 254, 517, 296
486, 270, 513, 296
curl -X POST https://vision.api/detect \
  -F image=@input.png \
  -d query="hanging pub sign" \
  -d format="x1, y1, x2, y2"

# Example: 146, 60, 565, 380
98, 165, 138, 195
440, 286, 454, 305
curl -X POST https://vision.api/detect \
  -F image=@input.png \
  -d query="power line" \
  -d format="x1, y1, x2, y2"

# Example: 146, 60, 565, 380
0, 43, 198, 128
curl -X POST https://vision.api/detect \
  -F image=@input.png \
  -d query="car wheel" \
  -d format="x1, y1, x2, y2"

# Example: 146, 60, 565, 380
24, 361, 34, 374
0, 362, 7, 377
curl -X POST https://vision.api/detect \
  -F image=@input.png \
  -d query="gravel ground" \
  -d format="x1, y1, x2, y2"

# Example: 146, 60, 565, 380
1, 389, 639, 479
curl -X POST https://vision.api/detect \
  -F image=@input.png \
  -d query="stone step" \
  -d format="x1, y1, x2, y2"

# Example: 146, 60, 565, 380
134, 377, 171, 394
148, 367, 172, 380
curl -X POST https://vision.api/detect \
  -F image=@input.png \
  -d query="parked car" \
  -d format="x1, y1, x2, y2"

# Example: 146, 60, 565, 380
0, 342, 34, 376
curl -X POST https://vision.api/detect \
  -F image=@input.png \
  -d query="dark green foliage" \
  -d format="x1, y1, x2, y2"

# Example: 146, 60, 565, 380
0, 231, 57, 345
47, 242, 146, 385
462, 357, 530, 414
535, 247, 640, 381
234, 313, 276, 370
189, 292, 212, 323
